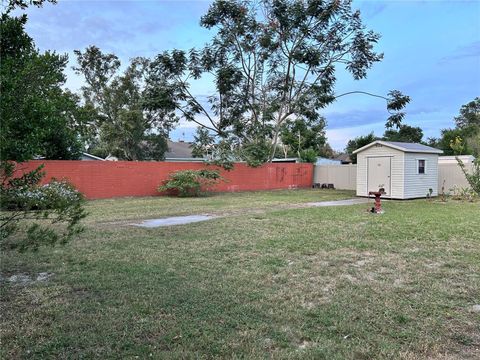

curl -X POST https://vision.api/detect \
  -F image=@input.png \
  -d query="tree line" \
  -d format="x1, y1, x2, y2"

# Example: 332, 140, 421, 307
1, 0, 414, 168
346, 98, 479, 163
5, 1, 478, 168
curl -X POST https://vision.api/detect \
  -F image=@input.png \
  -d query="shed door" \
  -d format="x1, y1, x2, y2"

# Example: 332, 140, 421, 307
367, 157, 391, 195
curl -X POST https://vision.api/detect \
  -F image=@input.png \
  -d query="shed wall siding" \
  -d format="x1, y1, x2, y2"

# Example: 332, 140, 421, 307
356, 146, 404, 198
403, 153, 439, 198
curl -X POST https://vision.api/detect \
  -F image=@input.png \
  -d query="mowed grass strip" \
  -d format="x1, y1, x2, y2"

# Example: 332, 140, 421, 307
1, 190, 479, 359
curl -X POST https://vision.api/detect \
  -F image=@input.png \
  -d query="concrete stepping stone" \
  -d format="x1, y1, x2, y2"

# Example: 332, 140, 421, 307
307, 198, 371, 207
132, 215, 215, 228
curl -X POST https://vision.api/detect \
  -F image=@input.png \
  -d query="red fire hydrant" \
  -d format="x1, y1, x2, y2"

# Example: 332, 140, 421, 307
369, 188, 385, 214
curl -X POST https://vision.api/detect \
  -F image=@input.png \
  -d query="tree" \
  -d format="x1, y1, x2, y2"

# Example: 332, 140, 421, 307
73, 46, 172, 160
383, 124, 423, 143
454, 97, 480, 129
465, 132, 480, 157
280, 116, 327, 157
0, 14, 86, 161
1, 2, 87, 251
145, 0, 409, 166
1, 0, 57, 15
437, 127, 478, 157
317, 142, 337, 159
454, 98, 479, 157
429, 98, 480, 157
191, 127, 215, 158
345, 132, 377, 164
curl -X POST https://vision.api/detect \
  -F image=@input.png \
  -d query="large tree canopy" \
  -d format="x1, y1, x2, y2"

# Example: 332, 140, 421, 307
145, 0, 409, 166
345, 132, 377, 164
1, 0, 88, 252
383, 124, 423, 143
454, 97, 480, 129
73, 46, 172, 160
280, 116, 327, 158
429, 97, 479, 157
0, 14, 86, 162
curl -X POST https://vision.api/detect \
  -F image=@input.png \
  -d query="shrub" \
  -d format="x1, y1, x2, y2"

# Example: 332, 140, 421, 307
0, 163, 87, 251
158, 169, 224, 197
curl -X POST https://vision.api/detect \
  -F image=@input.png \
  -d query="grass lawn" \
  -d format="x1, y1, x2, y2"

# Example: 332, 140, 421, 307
1, 189, 479, 359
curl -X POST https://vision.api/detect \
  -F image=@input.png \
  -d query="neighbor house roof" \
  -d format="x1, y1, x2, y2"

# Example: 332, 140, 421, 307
165, 140, 194, 159
352, 140, 443, 154
81, 152, 105, 161
334, 153, 352, 163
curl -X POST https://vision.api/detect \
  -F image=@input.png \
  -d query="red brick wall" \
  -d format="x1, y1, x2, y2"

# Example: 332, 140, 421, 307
15, 161, 313, 199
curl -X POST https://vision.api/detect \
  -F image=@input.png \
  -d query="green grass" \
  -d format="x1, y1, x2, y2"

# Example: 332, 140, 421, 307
1, 189, 479, 359
83, 188, 355, 223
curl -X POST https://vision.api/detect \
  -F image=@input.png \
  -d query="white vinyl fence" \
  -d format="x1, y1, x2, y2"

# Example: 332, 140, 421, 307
313, 164, 357, 190
314, 162, 473, 193
437, 163, 472, 192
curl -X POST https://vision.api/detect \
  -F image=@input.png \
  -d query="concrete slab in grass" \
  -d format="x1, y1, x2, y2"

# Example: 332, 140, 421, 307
132, 215, 215, 228
307, 198, 371, 207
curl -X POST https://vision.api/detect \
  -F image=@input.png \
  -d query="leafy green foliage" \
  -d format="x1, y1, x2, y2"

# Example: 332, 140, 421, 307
207, 140, 236, 170
0, 14, 89, 162
240, 141, 272, 167
1, 0, 56, 15
299, 148, 318, 163
280, 117, 327, 157
456, 157, 480, 196
158, 169, 224, 197
449, 185, 478, 202
317, 143, 337, 159
0, 163, 87, 251
449, 135, 465, 155
345, 132, 378, 164
431, 128, 478, 156
191, 127, 214, 158
145, 0, 409, 165
385, 90, 411, 128
429, 98, 479, 157
454, 97, 480, 129
74, 47, 172, 160
383, 125, 423, 143
0, 1, 87, 252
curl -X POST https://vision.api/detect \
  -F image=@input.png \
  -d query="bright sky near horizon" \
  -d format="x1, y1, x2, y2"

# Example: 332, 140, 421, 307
18, 0, 480, 151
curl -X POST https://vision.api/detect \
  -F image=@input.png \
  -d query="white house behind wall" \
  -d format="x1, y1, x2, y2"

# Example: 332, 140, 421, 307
353, 141, 443, 199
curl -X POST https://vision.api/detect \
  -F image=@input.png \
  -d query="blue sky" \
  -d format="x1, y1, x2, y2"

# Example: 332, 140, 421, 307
19, 0, 480, 150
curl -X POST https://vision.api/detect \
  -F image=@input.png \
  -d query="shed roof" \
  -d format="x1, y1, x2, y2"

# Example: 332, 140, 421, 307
353, 140, 443, 154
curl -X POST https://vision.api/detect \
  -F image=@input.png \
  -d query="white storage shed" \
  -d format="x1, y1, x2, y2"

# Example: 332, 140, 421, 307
353, 141, 443, 199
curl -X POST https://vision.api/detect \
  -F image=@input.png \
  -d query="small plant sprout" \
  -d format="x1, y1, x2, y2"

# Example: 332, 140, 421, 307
426, 188, 433, 200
